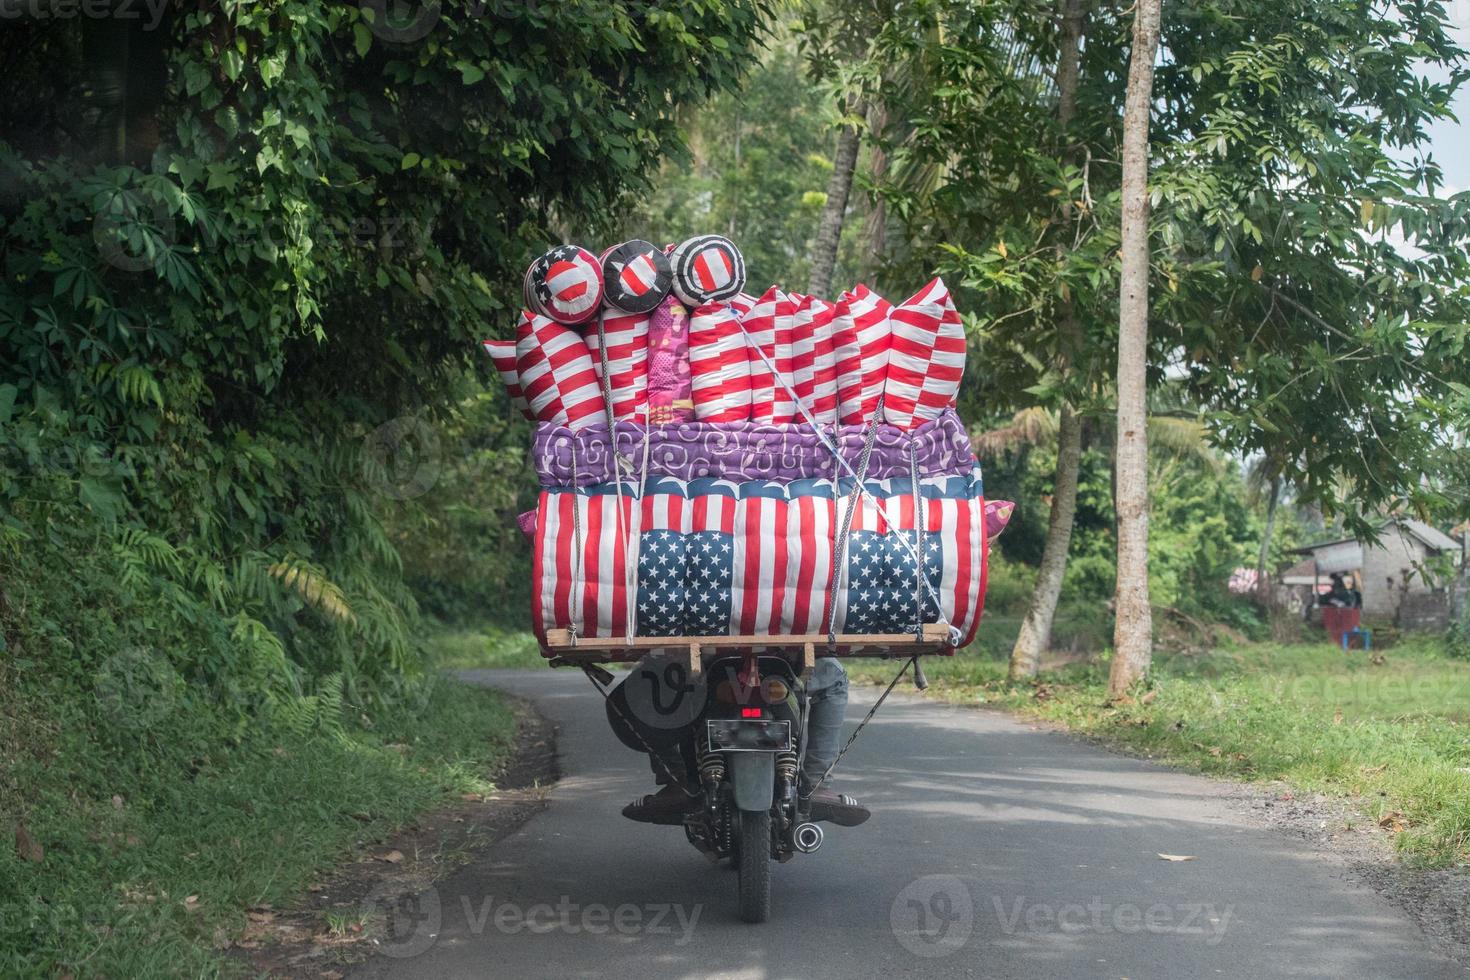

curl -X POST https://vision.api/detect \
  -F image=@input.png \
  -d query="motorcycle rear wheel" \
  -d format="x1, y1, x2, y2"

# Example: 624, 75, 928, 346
736, 809, 771, 923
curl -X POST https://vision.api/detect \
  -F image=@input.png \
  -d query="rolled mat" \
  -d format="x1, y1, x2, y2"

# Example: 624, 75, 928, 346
529, 468, 990, 647
599, 240, 673, 315
532, 408, 975, 488
524, 245, 605, 325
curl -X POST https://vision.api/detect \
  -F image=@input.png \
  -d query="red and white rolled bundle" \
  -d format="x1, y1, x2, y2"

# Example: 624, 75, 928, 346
834, 284, 893, 425
728, 292, 759, 318
480, 338, 534, 420
773, 293, 815, 425
741, 286, 783, 424
688, 304, 753, 422
808, 297, 839, 426
529, 471, 990, 647
515, 311, 604, 429
883, 278, 966, 430
585, 309, 650, 422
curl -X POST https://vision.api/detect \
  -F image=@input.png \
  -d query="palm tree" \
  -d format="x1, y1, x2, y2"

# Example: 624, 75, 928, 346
1107, 0, 1161, 701
976, 401, 1218, 679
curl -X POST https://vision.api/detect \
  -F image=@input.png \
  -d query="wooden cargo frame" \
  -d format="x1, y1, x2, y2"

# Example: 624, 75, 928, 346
543, 624, 956, 675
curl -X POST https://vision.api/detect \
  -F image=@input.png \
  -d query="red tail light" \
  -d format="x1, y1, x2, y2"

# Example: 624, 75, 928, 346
740, 707, 763, 718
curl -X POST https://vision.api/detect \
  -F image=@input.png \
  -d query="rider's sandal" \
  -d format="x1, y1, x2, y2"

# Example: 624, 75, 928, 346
621, 787, 699, 825
803, 789, 871, 827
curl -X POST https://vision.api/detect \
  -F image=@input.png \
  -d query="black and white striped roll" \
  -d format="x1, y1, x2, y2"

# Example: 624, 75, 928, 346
668, 235, 746, 307
599, 240, 673, 314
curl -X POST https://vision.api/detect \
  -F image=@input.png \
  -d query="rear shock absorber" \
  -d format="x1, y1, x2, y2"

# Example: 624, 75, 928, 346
695, 739, 725, 790
774, 748, 798, 786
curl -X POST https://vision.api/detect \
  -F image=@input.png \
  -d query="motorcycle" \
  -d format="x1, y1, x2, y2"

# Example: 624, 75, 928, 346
601, 651, 832, 924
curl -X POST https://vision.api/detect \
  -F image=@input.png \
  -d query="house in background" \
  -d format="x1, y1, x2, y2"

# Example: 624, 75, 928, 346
1284, 519, 1465, 628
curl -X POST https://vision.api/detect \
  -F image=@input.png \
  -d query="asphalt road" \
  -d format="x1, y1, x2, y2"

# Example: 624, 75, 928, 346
351, 668, 1465, 979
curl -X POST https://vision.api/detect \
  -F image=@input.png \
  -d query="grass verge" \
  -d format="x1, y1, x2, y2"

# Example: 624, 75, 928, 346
0, 670, 517, 978
428, 623, 547, 670
850, 637, 1470, 868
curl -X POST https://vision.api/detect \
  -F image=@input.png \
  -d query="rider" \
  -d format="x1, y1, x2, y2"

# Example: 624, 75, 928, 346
611, 656, 870, 827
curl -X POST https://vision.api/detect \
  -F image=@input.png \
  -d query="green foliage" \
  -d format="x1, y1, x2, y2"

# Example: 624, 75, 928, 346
616, 25, 863, 290
858, 0, 1470, 533
0, 1, 769, 716
0, 664, 517, 978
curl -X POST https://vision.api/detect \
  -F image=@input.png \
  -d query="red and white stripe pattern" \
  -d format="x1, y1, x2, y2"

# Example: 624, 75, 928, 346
883, 278, 967, 430
773, 293, 816, 425
530, 472, 988, 647
688, 304, 753, 422
728, 292, 759, 318
525, 246, 605, 325
514, 311, 604, 429
670, 235, 747, 306
480, 338, 533, 419
531, 485, 637, 640
834, 284, 893, 425
808, 298, 839, 426
585, 310, 650, 422
739, 286, 784, 424
729, 486, 835, 635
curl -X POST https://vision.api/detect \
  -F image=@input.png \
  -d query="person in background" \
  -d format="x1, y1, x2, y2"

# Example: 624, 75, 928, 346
1320, 572, 1354, 608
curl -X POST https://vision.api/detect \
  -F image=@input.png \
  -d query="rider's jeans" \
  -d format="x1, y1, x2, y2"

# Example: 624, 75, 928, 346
648, 658, 850, 791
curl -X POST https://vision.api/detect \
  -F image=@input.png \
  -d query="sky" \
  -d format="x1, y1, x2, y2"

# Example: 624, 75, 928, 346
1422, 12, 1470, 193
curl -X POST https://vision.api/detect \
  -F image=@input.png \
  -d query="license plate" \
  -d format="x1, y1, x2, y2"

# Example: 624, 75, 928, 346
706, 718, 792, 752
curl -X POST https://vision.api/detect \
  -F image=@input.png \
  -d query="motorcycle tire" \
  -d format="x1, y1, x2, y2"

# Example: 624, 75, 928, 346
736, 809, 771, 923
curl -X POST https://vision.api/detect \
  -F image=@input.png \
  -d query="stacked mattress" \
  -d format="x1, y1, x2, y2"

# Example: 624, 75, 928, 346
483, 236, 1012, 652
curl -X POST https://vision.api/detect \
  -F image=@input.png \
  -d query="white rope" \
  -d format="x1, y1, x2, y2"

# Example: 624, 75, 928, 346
732, 319, 962, 645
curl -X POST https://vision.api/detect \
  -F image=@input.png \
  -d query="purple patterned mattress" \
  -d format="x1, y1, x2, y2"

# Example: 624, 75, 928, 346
532, 409, 975, 487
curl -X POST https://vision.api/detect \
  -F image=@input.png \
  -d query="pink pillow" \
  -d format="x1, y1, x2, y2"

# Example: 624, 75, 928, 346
985, 500, 1015, 541
585, 309, 649, 422
645, 295, 695, 424
689, 304, 753, 422
480, 338, 533, 420
883, 278, 966, 430
515, 311, 603, 429
834, 284, 892, 425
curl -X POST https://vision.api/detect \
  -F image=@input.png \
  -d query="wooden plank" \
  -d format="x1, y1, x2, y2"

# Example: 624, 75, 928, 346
801, 642, 816, 680
686, 642, 702, 677
540, 625, 951, 653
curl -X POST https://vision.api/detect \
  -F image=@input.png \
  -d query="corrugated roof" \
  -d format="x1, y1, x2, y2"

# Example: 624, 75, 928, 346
1289, 519, 1461, 555
1400, 519, 1460, 553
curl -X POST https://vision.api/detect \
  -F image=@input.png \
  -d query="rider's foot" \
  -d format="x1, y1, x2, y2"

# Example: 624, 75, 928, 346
621, 783, 699, 825
803, 788, 870, 827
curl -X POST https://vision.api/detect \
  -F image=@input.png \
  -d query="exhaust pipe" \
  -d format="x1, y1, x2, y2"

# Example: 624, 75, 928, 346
793, 822, 824, 853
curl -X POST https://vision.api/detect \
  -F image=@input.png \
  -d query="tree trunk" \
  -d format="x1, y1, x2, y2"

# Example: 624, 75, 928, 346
1009, 402, 1083, 677
1106, 0, 1161, 701
809, 101, 863, 298
1006, 0, 1087, 679
1254, 474, 1281, 602
861, 100, 889, 279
